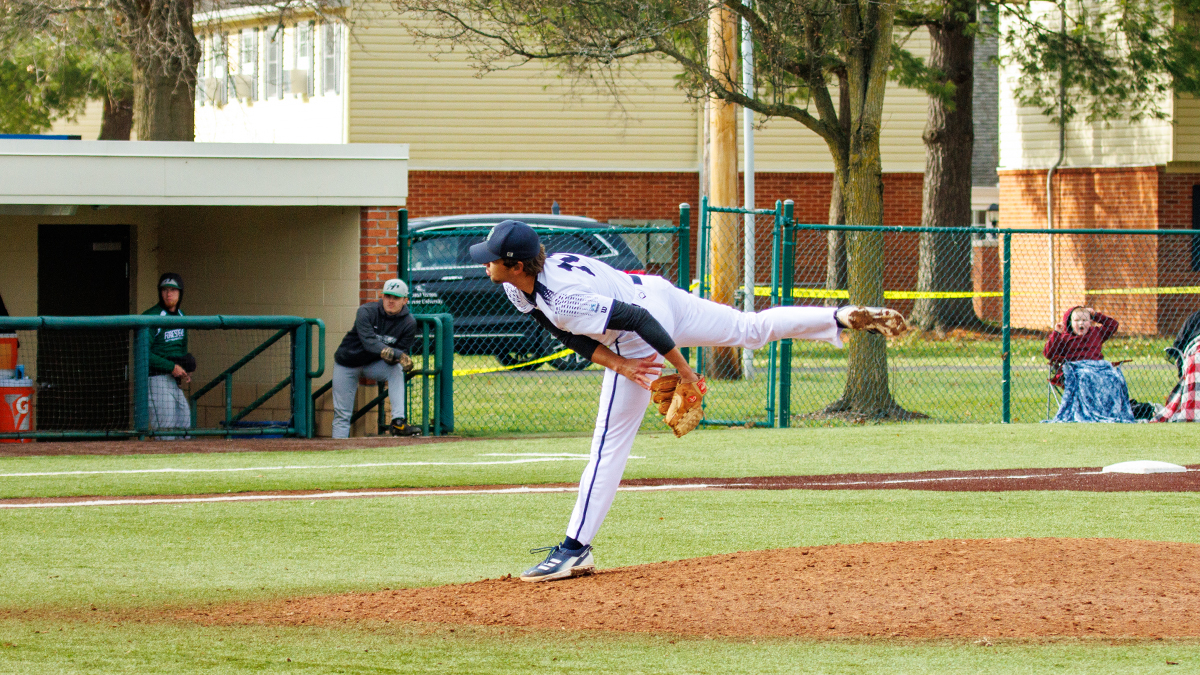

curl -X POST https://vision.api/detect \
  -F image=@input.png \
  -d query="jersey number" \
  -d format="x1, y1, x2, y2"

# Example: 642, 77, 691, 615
556, 255, 595, 276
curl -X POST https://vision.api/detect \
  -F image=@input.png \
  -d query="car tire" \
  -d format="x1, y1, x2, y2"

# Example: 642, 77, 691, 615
495, 350, 544, 371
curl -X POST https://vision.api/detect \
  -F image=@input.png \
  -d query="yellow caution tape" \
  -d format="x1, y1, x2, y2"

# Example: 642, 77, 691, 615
453, 348, 575, 376
1085, 286, 1200, 296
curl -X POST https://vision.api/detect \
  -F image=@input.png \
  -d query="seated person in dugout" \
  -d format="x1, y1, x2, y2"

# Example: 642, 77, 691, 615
143, 273, 197, 433
332, 278, 419, 438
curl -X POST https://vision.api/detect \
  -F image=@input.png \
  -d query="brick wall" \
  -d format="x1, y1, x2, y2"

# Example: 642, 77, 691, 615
405, 170, 924, 302
999, 167, 1200, 334
359, 206, 400, 304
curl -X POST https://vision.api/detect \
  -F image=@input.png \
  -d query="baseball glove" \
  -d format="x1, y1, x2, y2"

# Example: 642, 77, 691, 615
651, 374, 707, 437
380, 347, 414, 372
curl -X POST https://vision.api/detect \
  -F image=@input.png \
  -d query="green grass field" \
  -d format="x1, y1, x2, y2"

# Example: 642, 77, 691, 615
1, 424, 1197, 673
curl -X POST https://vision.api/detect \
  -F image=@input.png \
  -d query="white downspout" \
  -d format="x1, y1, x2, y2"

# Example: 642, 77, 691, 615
1046, 3, 1066, 327
742, 1, 756, 378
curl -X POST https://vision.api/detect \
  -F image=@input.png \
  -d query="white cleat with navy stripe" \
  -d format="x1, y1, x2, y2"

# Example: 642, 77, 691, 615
520, 544, 596, 582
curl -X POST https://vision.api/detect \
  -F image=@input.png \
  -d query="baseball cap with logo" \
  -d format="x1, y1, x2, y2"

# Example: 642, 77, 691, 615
158, 273, 183, 290
469, 220, 541, 264
382, 278, 409, 298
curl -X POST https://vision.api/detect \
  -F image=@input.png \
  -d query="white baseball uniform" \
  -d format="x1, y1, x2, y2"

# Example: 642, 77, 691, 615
503, 252, 845, 546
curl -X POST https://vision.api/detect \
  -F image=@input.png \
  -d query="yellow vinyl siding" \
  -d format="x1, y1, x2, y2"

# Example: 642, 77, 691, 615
347, 7, 931, 172
1172, 94, 1200, 163
998, 3, 1173, 170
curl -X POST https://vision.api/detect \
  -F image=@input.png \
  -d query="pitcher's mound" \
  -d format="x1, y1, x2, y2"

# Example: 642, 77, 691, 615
211, 538, 1200, 638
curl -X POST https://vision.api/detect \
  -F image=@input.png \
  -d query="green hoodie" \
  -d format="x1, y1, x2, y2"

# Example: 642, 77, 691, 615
141, 303, 188, 375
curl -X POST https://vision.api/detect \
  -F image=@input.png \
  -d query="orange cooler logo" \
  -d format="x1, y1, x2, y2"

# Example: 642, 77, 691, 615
5, 394, 30, 431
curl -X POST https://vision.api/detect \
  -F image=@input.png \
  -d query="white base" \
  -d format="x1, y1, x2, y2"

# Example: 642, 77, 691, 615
1101, 460, 1187, 474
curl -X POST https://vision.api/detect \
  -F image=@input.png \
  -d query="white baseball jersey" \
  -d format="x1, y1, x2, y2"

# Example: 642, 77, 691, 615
502, 253, 657, 349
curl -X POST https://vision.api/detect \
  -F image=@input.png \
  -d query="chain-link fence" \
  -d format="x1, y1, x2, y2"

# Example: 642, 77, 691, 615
401, 204, 1200, 434
779, 223, 1200, 424
402, 215, 691, 435
0, 316, 323, 439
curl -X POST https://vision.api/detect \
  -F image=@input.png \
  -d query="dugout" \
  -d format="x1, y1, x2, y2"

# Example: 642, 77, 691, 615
0, 139, 409, 437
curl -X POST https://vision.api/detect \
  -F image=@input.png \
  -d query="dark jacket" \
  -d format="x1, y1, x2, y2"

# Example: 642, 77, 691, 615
334, 301, 417, 368
1044, 306, 1118, 387
142, 302, 188, 376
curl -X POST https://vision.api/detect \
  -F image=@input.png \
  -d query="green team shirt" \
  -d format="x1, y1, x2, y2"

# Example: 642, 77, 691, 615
142, 303, 188, 375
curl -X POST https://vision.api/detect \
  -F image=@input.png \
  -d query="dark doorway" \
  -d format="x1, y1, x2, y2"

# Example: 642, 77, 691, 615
37, 225, 132, 430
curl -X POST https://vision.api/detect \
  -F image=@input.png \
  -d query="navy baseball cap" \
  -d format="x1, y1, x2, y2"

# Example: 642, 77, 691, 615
469, 220, 541, 263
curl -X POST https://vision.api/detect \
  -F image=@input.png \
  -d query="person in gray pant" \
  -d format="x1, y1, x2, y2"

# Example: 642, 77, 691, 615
142, 273, 196, 438
331, 279, 419, 438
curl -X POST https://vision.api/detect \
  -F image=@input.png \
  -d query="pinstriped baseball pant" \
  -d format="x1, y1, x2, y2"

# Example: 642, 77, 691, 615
565, 282, 844, 546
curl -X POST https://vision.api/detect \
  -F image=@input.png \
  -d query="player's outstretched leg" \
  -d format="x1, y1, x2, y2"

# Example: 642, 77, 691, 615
835, 305, 909, 337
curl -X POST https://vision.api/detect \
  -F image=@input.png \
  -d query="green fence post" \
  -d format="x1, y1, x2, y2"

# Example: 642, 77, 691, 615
1002, 232, 1012, 424
224, 372, 234, 436
767, 201, 783, 427
678, 202, 691, 364
696, 196, 709, 376
438, 313, 455, 434
133, 327, 150, 437
778, 199, 796, 428
398, 208, 410, 289
291, 325, 309, 437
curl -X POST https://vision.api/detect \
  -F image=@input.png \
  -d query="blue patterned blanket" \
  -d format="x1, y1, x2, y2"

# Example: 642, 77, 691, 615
1050, 360, 1136, 423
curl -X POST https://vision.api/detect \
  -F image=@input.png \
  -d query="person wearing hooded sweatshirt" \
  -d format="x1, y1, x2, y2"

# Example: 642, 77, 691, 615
141, 273, 196, 434
331, 278, 419, 438
1044, 306, 1119, 388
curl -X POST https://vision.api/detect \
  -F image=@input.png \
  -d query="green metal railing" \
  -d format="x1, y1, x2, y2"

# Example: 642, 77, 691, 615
0, 315, 325, 440
310, 313, 455, 436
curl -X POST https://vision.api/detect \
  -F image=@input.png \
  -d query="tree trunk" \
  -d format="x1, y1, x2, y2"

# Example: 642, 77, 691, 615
707, 3, 741, 379
824, 185, 847, 307
910, 7, 982, 333
99, 92, 134, 140
133, 56, 196, 141
824, 74, 851, 308
824, 0, 909, 417
125, 0, 201, 141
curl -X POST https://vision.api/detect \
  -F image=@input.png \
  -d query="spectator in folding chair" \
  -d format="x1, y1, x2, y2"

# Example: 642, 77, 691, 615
1152, 333, 1200, 422
1044, 306, 1144, 422
1044, 306, 1119, 388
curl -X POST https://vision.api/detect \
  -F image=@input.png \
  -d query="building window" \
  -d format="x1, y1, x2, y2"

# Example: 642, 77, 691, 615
265, 25, 284, 100
293, 21, 314, 97
239, 28, 260, 101
196, 39, 207, 106
321, 22, 341, 95
213, 33, 229, 106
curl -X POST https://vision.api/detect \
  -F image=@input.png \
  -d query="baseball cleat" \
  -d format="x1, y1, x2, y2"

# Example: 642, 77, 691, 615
836, 305, 909, 338
389, 418, 422, 437
520, 544, 595, 582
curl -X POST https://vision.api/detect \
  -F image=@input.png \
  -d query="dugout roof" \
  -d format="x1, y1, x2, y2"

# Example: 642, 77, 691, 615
0, 140, 408, 207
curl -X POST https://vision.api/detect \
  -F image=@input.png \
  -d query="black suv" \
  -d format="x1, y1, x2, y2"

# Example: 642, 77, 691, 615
407, 214, 645, 370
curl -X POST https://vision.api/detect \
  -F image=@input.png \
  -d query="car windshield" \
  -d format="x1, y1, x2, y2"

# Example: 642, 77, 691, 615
411, 229, 615, 270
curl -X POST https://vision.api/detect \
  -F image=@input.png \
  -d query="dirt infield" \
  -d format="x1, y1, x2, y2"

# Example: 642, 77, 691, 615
187, 538, 1200, 638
